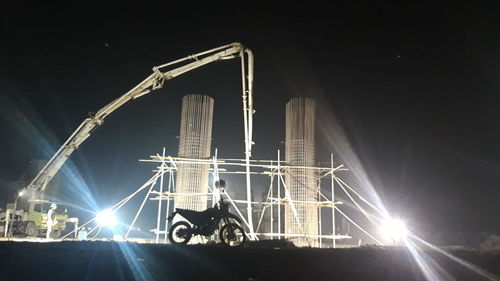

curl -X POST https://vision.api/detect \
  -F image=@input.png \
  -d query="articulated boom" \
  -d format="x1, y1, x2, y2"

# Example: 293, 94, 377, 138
26, 43, 255, 199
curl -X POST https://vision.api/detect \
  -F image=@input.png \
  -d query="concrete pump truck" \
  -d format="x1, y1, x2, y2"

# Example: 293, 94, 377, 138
0, 42, 256, 239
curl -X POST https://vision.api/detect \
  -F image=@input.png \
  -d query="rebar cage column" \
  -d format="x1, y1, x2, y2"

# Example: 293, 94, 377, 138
284, 97, 318, 247
174, 94, 214, 213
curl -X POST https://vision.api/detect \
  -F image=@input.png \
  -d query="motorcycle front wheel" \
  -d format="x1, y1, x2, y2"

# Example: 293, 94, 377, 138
220, 223, 246, 247
168, 221, 192, 245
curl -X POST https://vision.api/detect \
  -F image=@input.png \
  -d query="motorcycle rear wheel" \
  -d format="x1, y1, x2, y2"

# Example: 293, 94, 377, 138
220, 223, 246, 247
168, 221, 192, 245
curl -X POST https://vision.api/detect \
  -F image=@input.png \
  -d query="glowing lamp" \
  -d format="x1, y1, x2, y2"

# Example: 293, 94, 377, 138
113, 234, 124, 241
380, 218, 408, 242
96, 210, 118, 227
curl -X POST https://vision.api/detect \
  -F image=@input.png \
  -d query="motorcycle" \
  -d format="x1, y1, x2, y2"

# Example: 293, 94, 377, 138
167, 179, 246, 247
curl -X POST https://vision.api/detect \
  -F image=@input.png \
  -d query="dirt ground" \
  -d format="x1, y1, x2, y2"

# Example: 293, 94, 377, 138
0, 240, 499, 281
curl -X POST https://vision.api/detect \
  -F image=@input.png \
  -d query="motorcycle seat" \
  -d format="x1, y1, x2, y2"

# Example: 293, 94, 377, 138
176, 208, 217, 225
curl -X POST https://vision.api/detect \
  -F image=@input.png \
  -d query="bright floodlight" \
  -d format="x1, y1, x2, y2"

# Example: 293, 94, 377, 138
96, 210, 118, 227
113, 234, 124, 241
380, 218, 408, 242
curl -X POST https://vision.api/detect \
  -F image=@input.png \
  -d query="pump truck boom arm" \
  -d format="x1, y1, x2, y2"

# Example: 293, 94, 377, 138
27, 42, 255, 194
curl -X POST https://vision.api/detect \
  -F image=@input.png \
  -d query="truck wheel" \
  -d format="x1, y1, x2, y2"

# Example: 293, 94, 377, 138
51, 230, 62, 239
25, 222, 38, 237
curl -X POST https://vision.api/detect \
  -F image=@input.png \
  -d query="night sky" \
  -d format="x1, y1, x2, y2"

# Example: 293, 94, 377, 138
1, 1, 499, 244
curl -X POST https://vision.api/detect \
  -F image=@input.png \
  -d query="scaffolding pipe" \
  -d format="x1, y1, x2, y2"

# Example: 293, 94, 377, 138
61, 168, 166, 239
270, 169, 274, 239
331, 153, 336, 248
318, 178, 322, 247
277, 150, 282, 238
334, 176, 377, 226
256, 177, 273, 232
279, 171, 310, 246
125, 178, 158, 239
105, 153, 385, 247
155, 148, 166, 243
164, 171, 173, 243
334, 206, 382, 245
333, 175, 386, 217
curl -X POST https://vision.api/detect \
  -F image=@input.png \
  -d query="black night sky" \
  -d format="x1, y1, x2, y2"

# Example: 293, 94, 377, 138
1, 1, 499, 244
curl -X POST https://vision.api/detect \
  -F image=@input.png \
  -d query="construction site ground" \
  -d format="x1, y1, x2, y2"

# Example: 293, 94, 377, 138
0, 240, 499, 281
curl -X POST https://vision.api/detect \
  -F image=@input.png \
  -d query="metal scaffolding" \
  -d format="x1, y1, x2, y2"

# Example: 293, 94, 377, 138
64, 150, 388, 247
137, 152, 355, 246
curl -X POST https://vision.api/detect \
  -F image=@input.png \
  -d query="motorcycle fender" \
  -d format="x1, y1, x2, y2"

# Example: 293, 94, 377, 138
227, 213, 242, 223
167, 211, 177, 221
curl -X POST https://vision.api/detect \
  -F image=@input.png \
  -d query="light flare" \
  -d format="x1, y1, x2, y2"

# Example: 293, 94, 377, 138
379, 217, 408, 242
0, 94, 99, 212
409, 233, 500, 281
96, 209, 118, 227
405, 238, 455, 281
115, 242, 154, 281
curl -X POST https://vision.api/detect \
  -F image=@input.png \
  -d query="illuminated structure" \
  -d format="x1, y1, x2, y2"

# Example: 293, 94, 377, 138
284, 97, 318, 247
174, 94, 214, 212
61, 95, 381, 247
50, 43, 388, 247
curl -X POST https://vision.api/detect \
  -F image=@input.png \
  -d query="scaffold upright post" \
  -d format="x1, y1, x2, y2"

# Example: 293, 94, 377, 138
155, 148, 166, 243
277, 150, 282, 238
270, 165, 274, 239
318, 177, 322, 248
164, 170, 173, 243
331, 153, 336, 248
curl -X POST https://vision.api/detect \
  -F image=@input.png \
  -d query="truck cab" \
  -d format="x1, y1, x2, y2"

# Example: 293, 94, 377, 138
28, 200, 68, 236
0, 200, 68, 238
